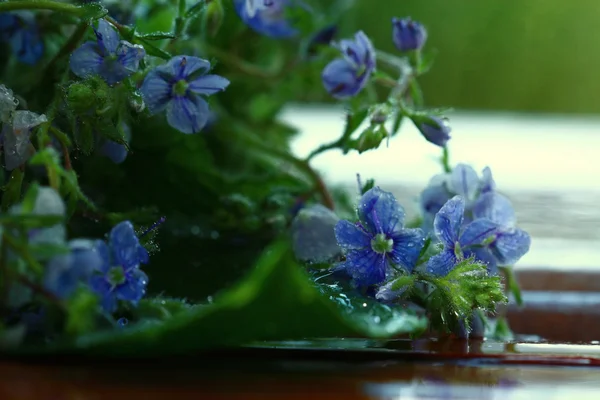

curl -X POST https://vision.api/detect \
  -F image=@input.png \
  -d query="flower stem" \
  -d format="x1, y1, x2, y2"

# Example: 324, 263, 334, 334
0, 0, 85, 15
221, 108, 336, 210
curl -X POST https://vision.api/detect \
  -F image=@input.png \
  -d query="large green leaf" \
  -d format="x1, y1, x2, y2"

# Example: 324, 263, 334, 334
26, 240, 426, 357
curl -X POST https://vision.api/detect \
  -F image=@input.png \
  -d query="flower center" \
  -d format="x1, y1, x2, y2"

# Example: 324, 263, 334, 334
454, 242, 464, 260
172, 79, 189, 97
371, 233, 393, 254
107, 266, 126, 286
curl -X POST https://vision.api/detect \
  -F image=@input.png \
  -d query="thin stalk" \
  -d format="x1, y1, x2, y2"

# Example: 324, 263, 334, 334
0, 0, 85, 15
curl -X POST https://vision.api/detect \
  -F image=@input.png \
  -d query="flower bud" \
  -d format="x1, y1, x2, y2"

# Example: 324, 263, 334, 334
204, 0, 225, 37
414, 115, 451, 147
392, 17, 427, 52
67, 82, 96, 114
353, 125, 388, 153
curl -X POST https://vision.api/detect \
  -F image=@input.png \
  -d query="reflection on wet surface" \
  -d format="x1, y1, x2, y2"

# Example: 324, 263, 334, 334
3, 339, 600, 399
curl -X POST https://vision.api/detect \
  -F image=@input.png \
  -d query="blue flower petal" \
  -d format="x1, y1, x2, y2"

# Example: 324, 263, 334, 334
358, 187, 405, 236
334, 220, 371, 250
492, 228, 531, 265
116, 41, 145, 73
89, 275, 117, 312
480, 166, 496, 193
140, 69, 171, 114
188, 74, 231, 96
166, 94, 210, 134
433, 196, 464, 247
94, 239, 111, 274
109, 221, 147, 269
100, 140, 128, 164
459, 218, 499, 248
322, 58, 362, 99
44, 254, 79, 298
426, 249, 457, 276
70, 42, 103, 79
95, 19, 120, 55
343, 248, 387, 286
389, 228, 425, 273
450, 164, 479, 201
420, 181, 451, 217
166, 55, 211, 80
353, 31, 375, 68
472, 192, 516, 227
115, 268, 148, 304
233, 0, 297, 38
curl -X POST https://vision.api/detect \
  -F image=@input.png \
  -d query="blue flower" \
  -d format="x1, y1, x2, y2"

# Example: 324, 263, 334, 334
470, 192, 531, 272
233, 0, 297, 38
335, 187, 425, 287
70, 19, 145, 85
420, 164, 489, 227
392, 17, 427, 52
89, 221, 150, 313
426, 196, 499, 276
140, 55, 230, 134
0, 12, 44, 65
44, 239, 107, 298
417, 116, 451, 147
322, 31, 376, 99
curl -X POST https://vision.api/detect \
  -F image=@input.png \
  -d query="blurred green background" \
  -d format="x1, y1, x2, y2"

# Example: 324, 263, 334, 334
348, 0, 599, 114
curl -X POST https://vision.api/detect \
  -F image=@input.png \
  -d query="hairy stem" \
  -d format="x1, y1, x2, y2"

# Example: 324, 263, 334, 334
0, 0, 85, 15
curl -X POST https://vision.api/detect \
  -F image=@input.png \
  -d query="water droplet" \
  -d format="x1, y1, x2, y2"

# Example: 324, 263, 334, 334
362, 303, 367, 308
210, 230, 220, 239
373, 316, 381, 324
407, 243, 414, 248
207, 296, 214, 303
190, 225, 200, 235
117, 318, 128, 327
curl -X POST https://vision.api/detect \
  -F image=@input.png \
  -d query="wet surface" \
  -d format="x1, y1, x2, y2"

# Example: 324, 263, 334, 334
3, 338, 600, 399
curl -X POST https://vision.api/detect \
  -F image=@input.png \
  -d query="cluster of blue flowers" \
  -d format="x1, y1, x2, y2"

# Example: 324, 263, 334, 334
333, 165, 530, 292
44, 219, 150, 313
68, 18, 230, 137
0, 12, 44, 65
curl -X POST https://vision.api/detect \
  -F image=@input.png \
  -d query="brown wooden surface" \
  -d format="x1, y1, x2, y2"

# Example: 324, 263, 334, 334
1, 268, 599, 399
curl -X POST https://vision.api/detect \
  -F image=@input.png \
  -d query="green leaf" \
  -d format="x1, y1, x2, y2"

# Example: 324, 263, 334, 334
31, 240, 425, 357
79, 3, 109, 20
136, 38, 172, 60
65, 288, 100, 336
416, 49, 438, 75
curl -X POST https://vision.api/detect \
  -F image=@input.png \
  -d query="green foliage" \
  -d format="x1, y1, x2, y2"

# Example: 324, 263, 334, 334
17, 240, 427, 357
420, 259, 507, 333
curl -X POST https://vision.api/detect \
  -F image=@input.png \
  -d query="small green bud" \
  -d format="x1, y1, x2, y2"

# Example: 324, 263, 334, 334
203, 0, 224, 37
353, 125, 388, 154
67, 83, 95, 114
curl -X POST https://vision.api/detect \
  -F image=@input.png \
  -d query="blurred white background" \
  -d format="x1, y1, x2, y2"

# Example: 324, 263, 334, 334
284, 106, 600, 270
